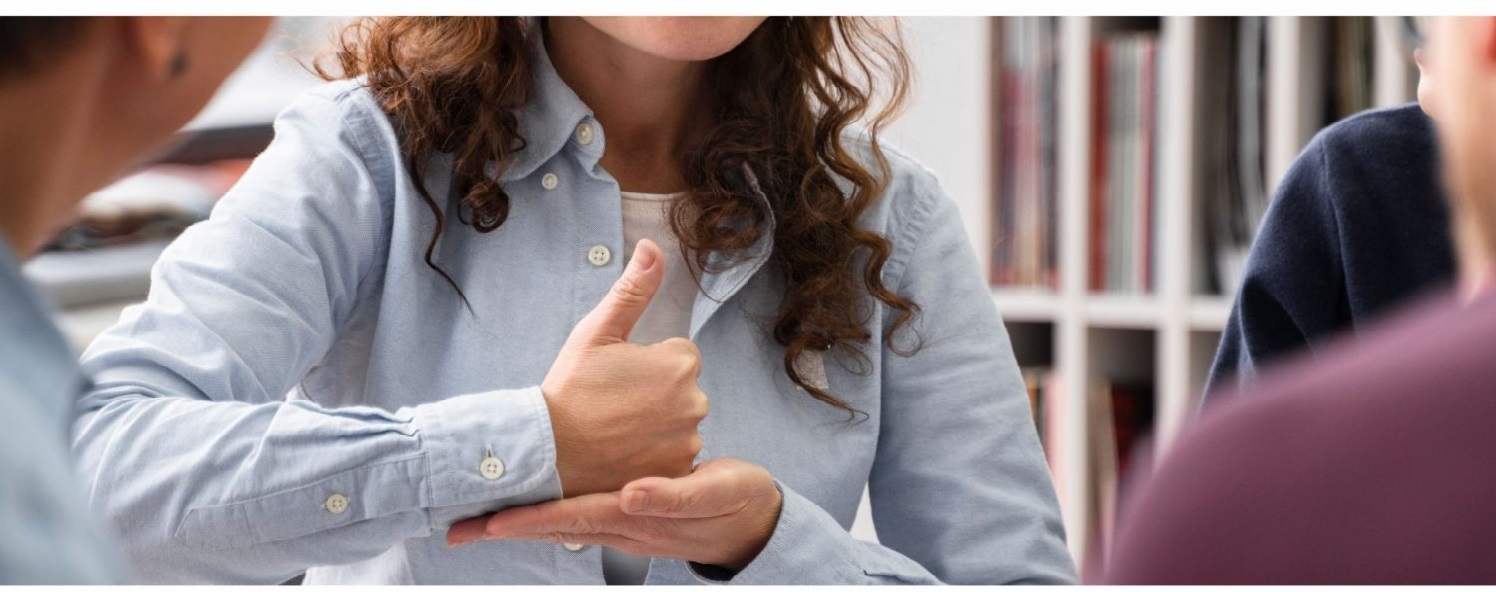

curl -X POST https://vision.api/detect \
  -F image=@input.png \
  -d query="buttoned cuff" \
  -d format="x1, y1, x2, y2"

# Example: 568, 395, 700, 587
688, 481, 848, 584
687, 481, 934, 585
413, 386, 564, 527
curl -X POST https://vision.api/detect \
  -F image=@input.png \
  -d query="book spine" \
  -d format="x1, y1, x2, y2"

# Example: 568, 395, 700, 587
1088, 41, 1109, 293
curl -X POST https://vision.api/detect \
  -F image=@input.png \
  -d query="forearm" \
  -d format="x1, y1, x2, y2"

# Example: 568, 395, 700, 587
72, 386, 561, 583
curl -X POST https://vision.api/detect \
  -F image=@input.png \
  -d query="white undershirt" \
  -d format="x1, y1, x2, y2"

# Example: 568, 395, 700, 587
603, 191, 695, 585
617, 191, 697, 345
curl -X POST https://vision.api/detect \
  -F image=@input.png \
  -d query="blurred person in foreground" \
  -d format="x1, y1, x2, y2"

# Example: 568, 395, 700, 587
1099, 16, 1496, 584
0, 17, 271, 582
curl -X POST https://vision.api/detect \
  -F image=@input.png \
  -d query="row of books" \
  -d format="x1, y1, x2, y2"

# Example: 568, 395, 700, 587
991, 17, 1060, 289
1089, 32, 1160, 294
1329, 17, 1376, 127
991, 23, 1162, 294
1195, 16, 1377, 294
992, 17, 1385, 297
1199, 17, 1269, 296
1022, 369, 1155, 554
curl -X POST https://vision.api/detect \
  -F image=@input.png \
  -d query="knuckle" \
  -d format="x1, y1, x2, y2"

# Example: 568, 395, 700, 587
568, 512, 595, 534
687, 434, 704, 456
637, 521, 672, 545
664, 338, 702, 363
667, 337, 701, 356
672, 358, 701, 384
692, 396, 710, 421
607, 277, 649, 308
672, 489, 700, 514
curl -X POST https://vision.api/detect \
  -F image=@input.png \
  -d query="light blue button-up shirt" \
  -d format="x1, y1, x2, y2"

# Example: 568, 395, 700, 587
0, 238, 123, 583
74, 27, 1074, 584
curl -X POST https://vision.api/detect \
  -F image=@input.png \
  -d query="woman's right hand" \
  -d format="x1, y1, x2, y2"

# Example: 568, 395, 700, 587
540, 239, 709, 497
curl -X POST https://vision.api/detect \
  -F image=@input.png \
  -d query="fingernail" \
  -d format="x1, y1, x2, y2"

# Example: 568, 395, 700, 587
624, 490, 650, 513
629, 241, 657, 272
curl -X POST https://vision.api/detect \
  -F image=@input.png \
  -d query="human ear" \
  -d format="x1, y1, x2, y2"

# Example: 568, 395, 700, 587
119, 17, 189, 81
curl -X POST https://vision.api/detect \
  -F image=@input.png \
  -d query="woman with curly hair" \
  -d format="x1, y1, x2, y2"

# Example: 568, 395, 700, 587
72, 17, 1072, 584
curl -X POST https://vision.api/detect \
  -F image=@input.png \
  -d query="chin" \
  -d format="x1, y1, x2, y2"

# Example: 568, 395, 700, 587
649, 43, 744, 62
588, 17, 767, 63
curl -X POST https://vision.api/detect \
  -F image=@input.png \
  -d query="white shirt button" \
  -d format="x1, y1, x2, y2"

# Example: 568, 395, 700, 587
479, 456, 505, 480
541, 173, 559, 191
563, 542, 585, 552
575, 122, 595, 146
324, 493, 349, 515
587, 245, 611, 267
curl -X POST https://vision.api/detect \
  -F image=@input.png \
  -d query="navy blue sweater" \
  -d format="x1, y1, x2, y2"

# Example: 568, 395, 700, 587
1203, 103, 1455, 401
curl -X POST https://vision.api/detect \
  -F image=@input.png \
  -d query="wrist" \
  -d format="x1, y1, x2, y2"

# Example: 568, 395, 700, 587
539, 386, 580, 497
413, 387, 564, 526
718, 481, 783, 572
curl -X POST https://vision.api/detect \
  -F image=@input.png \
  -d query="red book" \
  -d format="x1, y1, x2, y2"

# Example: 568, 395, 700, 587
1088, 42, 1110, 293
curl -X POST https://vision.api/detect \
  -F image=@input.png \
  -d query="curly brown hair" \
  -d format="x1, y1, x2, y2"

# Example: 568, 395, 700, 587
315, 17, 919, 415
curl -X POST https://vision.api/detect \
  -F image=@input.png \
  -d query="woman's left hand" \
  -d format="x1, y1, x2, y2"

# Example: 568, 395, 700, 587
446, 457, 783, 572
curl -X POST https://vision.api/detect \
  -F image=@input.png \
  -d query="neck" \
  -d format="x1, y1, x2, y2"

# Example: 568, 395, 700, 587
1456, 210, 1496, 302
0, 45, 104, 258
545, 17, 712, 193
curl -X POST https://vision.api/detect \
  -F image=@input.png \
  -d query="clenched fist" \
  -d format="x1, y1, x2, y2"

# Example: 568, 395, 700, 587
542, 239, 709, 497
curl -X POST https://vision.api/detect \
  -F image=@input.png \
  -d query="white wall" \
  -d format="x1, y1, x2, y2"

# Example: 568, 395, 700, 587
884, 17, 994, 270
850, 17, 992, 543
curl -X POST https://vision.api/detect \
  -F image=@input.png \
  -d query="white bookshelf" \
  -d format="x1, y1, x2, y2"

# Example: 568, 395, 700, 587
964, 16, 1418, 563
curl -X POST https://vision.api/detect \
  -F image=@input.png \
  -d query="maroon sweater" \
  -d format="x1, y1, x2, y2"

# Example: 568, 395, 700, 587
1099, 286, 1496, 584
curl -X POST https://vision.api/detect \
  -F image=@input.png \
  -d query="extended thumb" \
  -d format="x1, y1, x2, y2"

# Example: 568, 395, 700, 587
574, 239, 665, 345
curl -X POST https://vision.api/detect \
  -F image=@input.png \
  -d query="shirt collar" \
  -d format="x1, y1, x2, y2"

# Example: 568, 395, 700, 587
499, 17, 778, 336
500, 17, 771, 245
500, 18, 601, 183
689, 163, 776, 339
